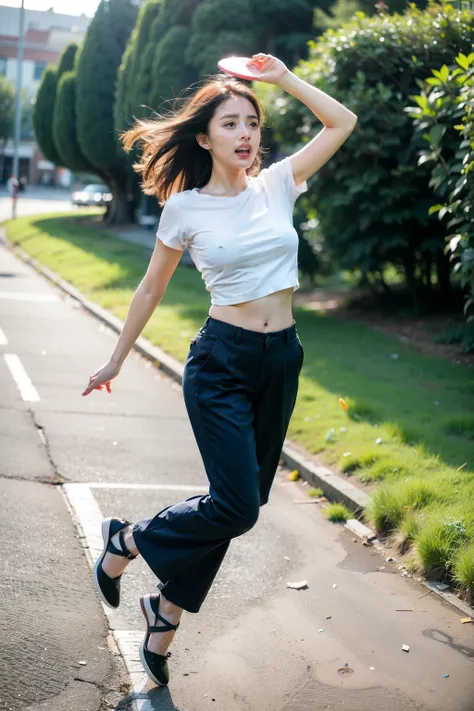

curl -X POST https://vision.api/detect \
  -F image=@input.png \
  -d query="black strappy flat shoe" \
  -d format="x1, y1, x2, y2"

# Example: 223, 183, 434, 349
139, 594, 180, 686
93, 517, 137, 609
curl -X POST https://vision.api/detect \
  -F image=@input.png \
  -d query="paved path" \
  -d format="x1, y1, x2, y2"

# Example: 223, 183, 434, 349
0, 240, 473, 711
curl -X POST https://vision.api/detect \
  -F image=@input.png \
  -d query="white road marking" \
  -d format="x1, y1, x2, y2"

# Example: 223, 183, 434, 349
3, 353, 40, 402
0, 326, 7, 345
63, 482, 191, 709
0, 291, 59, 301
89, 482, 205, 492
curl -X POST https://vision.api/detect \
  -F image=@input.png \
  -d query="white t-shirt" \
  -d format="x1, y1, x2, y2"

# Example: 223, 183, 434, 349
155, 156, 307, 306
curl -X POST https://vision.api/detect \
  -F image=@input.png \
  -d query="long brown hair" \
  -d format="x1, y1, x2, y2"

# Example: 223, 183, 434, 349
120, 74, 266, 204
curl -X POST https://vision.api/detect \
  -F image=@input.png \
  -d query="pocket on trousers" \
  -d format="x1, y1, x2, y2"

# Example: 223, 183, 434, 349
189, 332, 219, 376
292, 337, 304, 370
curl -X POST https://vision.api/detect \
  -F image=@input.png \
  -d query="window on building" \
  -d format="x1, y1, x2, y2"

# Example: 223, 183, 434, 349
0, 57, 7, 76
34, 62, 47, 81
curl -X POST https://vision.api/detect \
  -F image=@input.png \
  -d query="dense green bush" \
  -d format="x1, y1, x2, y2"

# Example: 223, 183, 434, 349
409, 51, 474, 349
262, 2, 474, 305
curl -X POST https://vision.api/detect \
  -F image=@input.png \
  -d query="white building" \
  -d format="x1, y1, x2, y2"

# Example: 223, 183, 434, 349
0, 5, 91, 186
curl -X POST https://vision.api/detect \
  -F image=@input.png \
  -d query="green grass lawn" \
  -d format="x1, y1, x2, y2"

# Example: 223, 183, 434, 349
3, 212, 474, 601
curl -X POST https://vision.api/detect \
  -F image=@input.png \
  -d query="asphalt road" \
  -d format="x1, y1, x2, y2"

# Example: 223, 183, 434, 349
0, 190, 81, 225
0, 234, 473, 711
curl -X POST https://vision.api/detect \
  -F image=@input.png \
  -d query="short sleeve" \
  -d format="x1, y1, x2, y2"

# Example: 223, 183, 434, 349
257, 156, 308, 208
156, 195, 187, 251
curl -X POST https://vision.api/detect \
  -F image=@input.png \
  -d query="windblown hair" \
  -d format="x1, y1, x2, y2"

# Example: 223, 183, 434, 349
120, 74, 266, 204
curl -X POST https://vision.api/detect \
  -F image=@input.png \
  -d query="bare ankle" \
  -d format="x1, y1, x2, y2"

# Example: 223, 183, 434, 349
160, 594, 183, 619
124, 528, 139, 556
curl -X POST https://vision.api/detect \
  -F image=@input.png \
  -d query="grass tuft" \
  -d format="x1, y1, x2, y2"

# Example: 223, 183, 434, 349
452, 543, 474, 602
391, 511, 422, 554
415, 516, 469, 580
308, 487, 324, 497
365, 479, 437, 535
324, 502, 352, 522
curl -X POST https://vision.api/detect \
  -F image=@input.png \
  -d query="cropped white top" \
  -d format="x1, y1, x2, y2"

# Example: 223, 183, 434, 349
155, 156, 308, 306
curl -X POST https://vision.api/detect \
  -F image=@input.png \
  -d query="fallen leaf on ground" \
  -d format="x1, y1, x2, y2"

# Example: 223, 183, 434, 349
460, 617, 473, 624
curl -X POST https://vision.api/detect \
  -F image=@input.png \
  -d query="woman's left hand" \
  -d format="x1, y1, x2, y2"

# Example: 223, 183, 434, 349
246, 54, 289, 85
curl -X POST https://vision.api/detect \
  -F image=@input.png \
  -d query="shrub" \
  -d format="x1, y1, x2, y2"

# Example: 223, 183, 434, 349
263, 2, 474, 305
409, 50, 474, 340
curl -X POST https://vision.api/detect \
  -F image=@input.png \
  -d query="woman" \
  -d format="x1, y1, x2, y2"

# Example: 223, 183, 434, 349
82, 53, 357, 687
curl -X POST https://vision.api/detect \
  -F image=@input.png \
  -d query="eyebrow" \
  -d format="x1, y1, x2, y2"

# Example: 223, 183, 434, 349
219, 113, 258, 120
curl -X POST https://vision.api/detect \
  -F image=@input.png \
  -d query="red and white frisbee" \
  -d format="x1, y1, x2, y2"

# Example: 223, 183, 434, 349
217, 56, 263, 81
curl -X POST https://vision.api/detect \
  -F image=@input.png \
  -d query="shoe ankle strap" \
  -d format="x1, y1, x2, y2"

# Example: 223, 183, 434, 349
107, 528, 137, 560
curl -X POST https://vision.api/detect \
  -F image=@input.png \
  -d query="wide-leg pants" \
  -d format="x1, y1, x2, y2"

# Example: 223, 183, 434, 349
132, 315, 304, 613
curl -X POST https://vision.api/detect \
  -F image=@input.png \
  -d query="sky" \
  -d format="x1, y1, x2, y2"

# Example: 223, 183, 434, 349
0, 0, 101, 16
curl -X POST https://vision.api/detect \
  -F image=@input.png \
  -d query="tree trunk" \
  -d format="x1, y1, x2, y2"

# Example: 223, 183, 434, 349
423, 253, 432, 294
107, 183, 130, 225
436, 248, 451, 299
402, 249, 419, 309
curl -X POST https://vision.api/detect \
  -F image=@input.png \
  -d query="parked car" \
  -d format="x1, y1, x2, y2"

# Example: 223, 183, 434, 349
72, 184, 113, 207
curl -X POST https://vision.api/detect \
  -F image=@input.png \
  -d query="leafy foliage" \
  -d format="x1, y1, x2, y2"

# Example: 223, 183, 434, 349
263, 2, 474, 304
409, 51, 474, 346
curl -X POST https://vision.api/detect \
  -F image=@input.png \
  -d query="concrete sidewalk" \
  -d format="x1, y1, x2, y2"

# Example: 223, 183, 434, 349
0, 245, 131, 711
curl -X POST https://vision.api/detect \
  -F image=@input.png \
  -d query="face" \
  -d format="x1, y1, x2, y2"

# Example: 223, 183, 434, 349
197, 95, 261, 170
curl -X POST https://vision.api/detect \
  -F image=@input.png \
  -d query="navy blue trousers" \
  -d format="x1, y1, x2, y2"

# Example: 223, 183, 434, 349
132, 316, 304, 613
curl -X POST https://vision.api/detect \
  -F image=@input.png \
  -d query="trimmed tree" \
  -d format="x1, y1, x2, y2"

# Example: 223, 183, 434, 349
0, 75, 15, 143
0, 75, 15, 181
32, 41, 78, 166
32, 67, 62, 165
53, 69, 97, 175
76, 0, 138, 223
115, 0, 164, 131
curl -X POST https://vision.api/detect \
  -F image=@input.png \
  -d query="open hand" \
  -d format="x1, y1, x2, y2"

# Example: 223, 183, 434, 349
246, 54, 289, 85
82, 359, 120, 397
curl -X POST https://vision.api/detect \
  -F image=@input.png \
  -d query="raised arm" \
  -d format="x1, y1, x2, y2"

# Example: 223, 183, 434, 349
248, 54, 358, 185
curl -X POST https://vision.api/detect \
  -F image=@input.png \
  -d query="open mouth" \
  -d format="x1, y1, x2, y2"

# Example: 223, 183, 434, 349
235, 149, 251, 158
